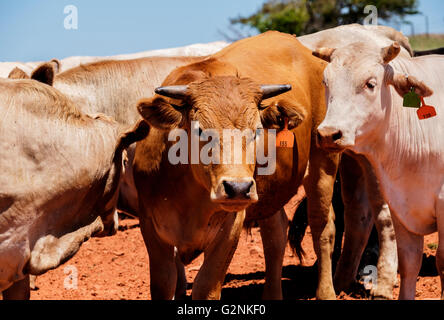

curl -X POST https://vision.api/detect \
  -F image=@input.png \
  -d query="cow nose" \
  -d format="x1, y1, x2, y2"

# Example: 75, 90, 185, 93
223, 180, 254, 200
317, 127, 343, 146
211, 177, 258, 204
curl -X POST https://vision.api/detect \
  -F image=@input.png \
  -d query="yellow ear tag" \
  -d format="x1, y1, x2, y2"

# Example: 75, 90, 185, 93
276, 118, 294, 148
417, 96, 437, 120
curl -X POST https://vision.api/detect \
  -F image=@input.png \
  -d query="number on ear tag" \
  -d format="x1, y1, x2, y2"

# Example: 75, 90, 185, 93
417, 97, 437, 120
276, 118, 294, 148
403, 88, 421, 108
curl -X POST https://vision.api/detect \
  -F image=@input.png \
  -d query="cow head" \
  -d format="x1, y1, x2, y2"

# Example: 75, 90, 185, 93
137, 75, 296, 212
313, 42, 433, 153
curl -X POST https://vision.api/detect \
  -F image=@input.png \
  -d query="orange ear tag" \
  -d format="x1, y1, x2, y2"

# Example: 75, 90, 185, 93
417, 97, 437, 120
276, 118, 294, 148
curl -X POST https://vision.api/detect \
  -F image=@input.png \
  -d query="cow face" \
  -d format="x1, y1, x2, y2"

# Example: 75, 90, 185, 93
137, 75, 294, 212
314, 42, 433, 153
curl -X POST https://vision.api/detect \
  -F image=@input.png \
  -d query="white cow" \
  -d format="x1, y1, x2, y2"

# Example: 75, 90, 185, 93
0, 41, 229, 78
297, 23, 413, 299
315, 41, 444, 300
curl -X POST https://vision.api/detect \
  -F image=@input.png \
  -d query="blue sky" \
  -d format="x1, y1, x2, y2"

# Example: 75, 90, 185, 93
0, 0, 443, 62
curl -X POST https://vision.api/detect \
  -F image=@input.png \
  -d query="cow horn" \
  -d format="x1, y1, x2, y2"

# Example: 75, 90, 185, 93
155, 85, 189, 100
261, 84, 292, 100
382, 42, 401, 64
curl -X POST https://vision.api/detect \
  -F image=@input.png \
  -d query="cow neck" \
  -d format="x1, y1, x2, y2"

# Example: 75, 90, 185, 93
354, 56, 444, 234
375, 57, 443, 173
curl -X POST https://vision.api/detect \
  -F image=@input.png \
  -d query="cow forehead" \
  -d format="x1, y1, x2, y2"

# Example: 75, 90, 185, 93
326, 45, 385, 85
188, 76, 261, 127
188, 76, 261, 102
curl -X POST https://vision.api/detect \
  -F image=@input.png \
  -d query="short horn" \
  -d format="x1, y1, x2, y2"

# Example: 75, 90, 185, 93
155, 85, 189, 100
382, 42, 401, 64
261, 84, 292, 100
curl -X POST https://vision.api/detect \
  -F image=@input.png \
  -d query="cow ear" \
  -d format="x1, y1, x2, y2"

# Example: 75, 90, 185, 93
8, 67, 30, 79
389, 73, 433, 98
260, 100, 306, 130
115, 120, 150, 153
312, 47, 336, 63
31, 62, 55, 86
49, 59, 61, 74
137, 96, 183, 130
381, 42, 401, 64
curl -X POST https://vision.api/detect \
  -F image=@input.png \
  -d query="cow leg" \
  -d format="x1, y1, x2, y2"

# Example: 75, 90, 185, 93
306, 146, 339, 300
391, 214, 423, 300
366, 173, 397, 300
334, 154, 373, 293
2, 275, 30, 300
259, 208, 288, 300
356, 155, 397, 299
139, 216, 177, 300
29, 275, 37, 290
436, 195, 444, 300
174, 248, 187, 300
192, 210, 245, 300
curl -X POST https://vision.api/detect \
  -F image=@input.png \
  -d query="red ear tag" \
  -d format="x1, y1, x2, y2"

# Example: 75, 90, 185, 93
276, 118, 294, 148
417, 97, 437, 120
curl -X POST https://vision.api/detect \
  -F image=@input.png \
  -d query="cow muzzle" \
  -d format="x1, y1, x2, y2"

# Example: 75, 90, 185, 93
316, 126, 347, 152
211, 177, 258, 211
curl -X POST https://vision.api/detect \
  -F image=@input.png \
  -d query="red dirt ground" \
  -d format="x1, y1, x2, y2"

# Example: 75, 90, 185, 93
29, 216, 441, 300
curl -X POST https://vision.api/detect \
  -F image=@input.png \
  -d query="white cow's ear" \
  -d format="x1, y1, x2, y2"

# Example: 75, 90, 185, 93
137, 96, 184, 130
31, 62, 56, 86
381, 42, 401, 64
389, 73, 434, 98
312, 48, 336, 63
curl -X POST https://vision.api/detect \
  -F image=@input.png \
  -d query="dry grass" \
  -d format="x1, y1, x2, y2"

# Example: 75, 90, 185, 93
409, 34, 444, 51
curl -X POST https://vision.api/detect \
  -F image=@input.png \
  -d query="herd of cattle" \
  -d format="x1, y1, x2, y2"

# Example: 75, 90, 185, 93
0, 23, 443, 300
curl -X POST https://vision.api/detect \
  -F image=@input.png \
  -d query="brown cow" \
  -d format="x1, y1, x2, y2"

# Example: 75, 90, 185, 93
131, 31, 339, 299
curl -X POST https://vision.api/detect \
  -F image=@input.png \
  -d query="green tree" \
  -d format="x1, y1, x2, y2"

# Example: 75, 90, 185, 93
230, 0, 419, 37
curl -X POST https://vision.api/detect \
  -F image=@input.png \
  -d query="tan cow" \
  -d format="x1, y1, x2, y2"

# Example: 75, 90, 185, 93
130, 31, 339, 300
0, 73, 146, 299
0, 41, 228, 78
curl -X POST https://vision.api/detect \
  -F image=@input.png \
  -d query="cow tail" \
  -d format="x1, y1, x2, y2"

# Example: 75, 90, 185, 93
288, 197, 308, 263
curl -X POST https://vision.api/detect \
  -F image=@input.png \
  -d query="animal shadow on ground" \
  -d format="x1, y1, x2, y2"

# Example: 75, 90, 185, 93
185, 252, 438, 300
219, 264, 319, 300
419, 253, 438, 277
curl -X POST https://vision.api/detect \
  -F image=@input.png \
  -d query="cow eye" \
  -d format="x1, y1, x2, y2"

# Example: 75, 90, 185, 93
366, 81, 376, 90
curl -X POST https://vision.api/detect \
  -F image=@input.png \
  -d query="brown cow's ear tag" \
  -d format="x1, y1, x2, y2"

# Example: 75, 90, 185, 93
276, 118, 294, 148
403, 88, 421, 108
417, 96, 437, 120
